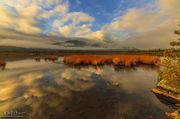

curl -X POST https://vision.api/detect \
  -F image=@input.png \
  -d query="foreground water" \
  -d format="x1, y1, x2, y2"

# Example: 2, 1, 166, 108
0, 58, 172, 119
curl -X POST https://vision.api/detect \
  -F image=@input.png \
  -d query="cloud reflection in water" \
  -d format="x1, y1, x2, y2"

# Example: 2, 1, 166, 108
0, 59, 170, 119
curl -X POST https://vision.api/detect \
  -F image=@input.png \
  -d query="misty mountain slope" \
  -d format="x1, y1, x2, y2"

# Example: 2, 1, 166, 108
0, 28, 123, 50
53, 39, 115, 48
0, 46, 27, 51
0, 26, 171, 50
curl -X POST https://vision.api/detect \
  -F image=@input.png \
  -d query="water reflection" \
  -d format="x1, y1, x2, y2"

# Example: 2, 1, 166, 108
0, 59, 170, 119
153, 94, 180, 119
66, 64, 157, 72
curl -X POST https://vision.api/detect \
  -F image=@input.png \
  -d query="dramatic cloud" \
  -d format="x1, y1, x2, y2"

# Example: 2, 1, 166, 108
117, 21, 175, 49
0, 7, 14, 28
0, 0, 95, 36
84, 0, 180, 48
52, 12, 95, 37
158, 0, 180, 18
0, 1, 66, 34
96, 0, 179, 40
0, 2, 42, 34
106, 9, 161, 32
0, 0, 179, 49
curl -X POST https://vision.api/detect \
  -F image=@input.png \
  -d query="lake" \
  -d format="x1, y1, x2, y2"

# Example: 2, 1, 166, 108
0, 58, 172, 119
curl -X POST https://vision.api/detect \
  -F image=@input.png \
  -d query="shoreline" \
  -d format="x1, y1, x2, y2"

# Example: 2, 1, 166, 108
152, 86, 180, 104
152, 85, 180, 119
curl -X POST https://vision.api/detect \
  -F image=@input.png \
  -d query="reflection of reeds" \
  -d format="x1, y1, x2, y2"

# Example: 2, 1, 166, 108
44, 55, 58, 62
34, 55, 59, 62
64, 55, 159, 66
0, 60, 6, 70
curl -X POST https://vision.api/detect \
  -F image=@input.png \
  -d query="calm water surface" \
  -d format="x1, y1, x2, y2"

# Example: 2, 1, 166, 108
0, 58, 172, 119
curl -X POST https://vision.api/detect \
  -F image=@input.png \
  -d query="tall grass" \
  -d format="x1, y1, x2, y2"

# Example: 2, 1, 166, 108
64, 55, 159, 66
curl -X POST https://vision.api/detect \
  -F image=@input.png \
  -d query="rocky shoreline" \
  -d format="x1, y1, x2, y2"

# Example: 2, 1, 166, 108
152, 86, 180, 103
165, 111, 180, 119
152, 85, 180, 119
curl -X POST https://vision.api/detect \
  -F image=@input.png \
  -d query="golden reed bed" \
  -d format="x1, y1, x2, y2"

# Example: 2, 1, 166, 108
63, 55, 159, 66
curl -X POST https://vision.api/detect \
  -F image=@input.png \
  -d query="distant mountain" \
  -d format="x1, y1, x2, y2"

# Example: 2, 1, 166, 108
54, 40, 88, 47
53, 39, 112, 48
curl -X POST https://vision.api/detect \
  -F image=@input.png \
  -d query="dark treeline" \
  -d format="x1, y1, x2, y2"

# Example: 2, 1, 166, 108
0, 46, 179, 61
0, 48, 164, 56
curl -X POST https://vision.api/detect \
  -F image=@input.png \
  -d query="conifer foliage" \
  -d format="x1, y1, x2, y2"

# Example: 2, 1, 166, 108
158, 22, 180, 89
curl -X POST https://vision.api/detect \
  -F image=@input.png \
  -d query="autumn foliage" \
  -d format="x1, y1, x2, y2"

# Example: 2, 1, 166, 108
64, 55, 159, 66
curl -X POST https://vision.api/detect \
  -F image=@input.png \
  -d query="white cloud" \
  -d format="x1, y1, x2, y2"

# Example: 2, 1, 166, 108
40, 3, 68, 19
74, 24, 92, 36
84, 30, 106, 40
16, 19, 42, 34
0, 6, 15, 28
106, 8, 162, 32
0, 0, 179, 49
0, 0, 95, 36
158, 0, 180, 18
118, 21, 175, 49
52, 12, 95, 37
0, 3, 40, 34
52, 12, 95, 28
59, 25, 72, 37
0, 0, 69, 34
83, 0, 180, 46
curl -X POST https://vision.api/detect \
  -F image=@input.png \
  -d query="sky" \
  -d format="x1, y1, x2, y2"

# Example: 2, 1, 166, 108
69, 0, 157, 30
0, 0, 179, 49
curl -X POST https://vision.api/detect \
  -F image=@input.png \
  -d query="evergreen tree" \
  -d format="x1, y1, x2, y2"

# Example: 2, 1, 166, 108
158, 22, 180, 89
